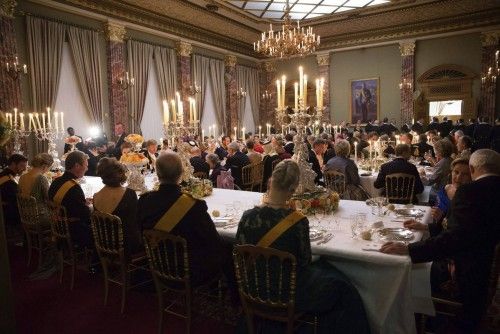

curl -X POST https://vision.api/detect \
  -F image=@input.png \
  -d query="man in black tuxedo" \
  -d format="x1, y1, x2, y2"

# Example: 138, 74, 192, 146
381, 149, 500, 333
225, 141, 250, 189
464, 118, 476, 137
453, 118, 466, 132
283, 132, 295, 155
113, 122, 127, 159
379, 117, 397, 136
374, 144, 424, 202
491, 118, 500, 152
189, 145, 210, 176
140, 139, 159, 172
63, 127, 84, 153
473, 117, 492, 150
438, 117, 453, 138
48, 151, 92, 248
215, 135, 230, 160
138, 153, 235, 290
411, 118, 426, 134
427, 117, 440, 132
0, 154, 28, 229
412, 134, 434, 158
308, 139, 327, 184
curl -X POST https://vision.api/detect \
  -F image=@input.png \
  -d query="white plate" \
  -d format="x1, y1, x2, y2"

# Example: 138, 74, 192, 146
378, 227, 414, 241
309, 229, 324, 241
394, 208, 424, 218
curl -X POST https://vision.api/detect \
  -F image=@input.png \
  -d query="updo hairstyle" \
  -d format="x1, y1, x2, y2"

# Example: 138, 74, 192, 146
96, 157, 128, 187
270, 160, 300, 194
31, 153, 54, 169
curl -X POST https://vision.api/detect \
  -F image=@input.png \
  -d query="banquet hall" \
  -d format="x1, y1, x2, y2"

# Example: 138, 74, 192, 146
1, 0, 500, 333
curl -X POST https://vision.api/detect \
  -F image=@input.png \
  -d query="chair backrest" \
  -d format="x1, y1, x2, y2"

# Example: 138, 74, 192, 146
193, 171, 208, 180
252, 162, 264, 189
143, 229, 189, 284
17, 195, 40, 230
48, 201, 73, 249
233, 245, 297, 322
271, 158, 282, 172
90, 211, 124, 257
323, 170, 346, 196
217, 170, 234, 189
241, 164, 254, 191
385, 173, 415, 204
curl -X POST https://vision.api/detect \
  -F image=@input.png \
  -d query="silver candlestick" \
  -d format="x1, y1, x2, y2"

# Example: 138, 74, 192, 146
35, 128, 65, 170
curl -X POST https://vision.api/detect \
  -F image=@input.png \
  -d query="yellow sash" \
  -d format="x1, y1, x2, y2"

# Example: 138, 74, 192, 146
257, 211, 305, 248
0, 175, 13, 186
154, 194, 196, 233
53, 180, 78, 205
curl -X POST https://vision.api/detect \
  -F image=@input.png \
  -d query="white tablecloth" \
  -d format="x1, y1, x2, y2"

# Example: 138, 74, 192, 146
83, 176, 434, 334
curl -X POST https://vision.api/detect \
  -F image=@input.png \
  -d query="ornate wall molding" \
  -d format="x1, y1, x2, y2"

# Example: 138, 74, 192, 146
316, 53, 330, 66
175, 41, 192, 57
105, 22, 125, 42
480, 30, 500, 46
260, 61, 276, 73
224, 55, 237, 67
0, 0, 16, 18
399, 40, 416, 56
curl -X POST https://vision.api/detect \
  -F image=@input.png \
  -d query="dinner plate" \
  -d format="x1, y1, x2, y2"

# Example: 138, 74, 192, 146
360, 172, 372, 177
212, 217, 233, 227
309, 228, 324, 241
393, 208, 424, 218
378, 227, 414, 241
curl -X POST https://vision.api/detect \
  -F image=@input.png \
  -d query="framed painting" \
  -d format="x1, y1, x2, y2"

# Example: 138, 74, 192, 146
350, 78, 379, 123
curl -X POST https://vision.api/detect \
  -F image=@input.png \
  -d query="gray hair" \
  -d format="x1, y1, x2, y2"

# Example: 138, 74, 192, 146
156, 152, 183, 184
228, 141, 240, 152
205, 153, 219, 165
270, 160, 300, 193
454, 130, 464, 138
434, 139, 453, 158
469, 149, 500, 175
334, 140, 351, 158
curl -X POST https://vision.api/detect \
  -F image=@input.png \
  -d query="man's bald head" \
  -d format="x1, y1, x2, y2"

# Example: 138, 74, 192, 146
156, 152, 183, 184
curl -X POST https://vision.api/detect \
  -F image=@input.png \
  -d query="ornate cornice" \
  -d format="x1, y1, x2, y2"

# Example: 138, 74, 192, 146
480, 30, 500, 47
316, 53, 330, 66
224, 55, 237, 67
105, 22, 126, 42
260, 61, 276, 72
0, 0, 17, 18
399, 40, 416, 56
175, 41, 192, 57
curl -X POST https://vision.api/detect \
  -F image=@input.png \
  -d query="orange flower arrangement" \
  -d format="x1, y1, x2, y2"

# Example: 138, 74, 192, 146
120, 152, 148, 165
125, 134, 144, 145
64, 135, 82, 145
288, 189, 340, 215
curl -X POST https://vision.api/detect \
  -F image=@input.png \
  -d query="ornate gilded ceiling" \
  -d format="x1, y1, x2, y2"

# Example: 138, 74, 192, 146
39, 0, 500, 57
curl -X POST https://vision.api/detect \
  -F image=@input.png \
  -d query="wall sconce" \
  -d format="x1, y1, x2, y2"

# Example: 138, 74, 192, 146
5, 56, 27, 80
236, 87, 247, 99
399, 78, 412, 90
118, 71, 135, 90
262, 90, 272, 100
188, 82, 200, 96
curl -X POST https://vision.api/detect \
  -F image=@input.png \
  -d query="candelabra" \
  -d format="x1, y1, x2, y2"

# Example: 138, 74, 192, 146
35, 128, 65, 170
117, 71, 135, 90
10, 127, 30, 156
188, 83, 201, 96
262, 90, 272, 100
5, 57, 27, 80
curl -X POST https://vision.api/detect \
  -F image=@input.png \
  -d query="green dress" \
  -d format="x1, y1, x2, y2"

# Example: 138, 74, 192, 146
236, 206, 370, 334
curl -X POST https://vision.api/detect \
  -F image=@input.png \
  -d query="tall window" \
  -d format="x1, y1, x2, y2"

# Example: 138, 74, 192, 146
241, 96, 255, 134
140, 59, 163, 142
201, 79, 219, 137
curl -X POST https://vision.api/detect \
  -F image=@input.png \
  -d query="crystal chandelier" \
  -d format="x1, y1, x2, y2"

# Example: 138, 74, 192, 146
253, 0, 320, 59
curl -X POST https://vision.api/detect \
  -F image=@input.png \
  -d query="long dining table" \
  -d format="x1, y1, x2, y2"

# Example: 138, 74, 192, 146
84, 176, 435, 334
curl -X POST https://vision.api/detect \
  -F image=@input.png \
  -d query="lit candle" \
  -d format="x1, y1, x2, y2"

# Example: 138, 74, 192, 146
234, 126, 237, 140
163, 100, 169, 124
315, 79, 320, 109
13, 108, 17, 127
281, 75, 286, 109
276, 79, 281, 109
60, 112, 64, 130
23, 64, 27, 74
20, 113, 25, 131
47, 107, 52, 129
54, 112, 59, 132
34, 113, 42, 131
208, 125, 212, 138
354, 141, 358, 164
213, 124, 217, 138
28, 113, 33, 131
294, 82, 298, 110
178, 102, 183, 122
299, 66, 304, 100
202, 129, 205, 143
171, 100, 176, 123
319, 78, 324, 109
188, 97, 193, 122
259, 125, 262, 138
42, 113, 46, 131
242, 127, 245, 140
193, 99, 197, 121
303, 75, 308, 105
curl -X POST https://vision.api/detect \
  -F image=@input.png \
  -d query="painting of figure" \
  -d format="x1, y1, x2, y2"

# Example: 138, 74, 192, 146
350, 78, 379, 123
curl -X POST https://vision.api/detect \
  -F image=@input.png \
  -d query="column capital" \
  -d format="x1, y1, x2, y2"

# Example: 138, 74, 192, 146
176, 41, 192, 57
0, 0, 16, 18
224, 55, 237, 67
480, 31, 500, 46
105, 22, 126, 43
399, 40, 416, 56
259, 61, 276, 72
316, 53, 330, 66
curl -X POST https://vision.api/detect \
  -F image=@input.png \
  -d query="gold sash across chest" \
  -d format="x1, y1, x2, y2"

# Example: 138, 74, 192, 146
0, 175, 14, 186
154, 194, 196, 233
53, 180, 78, 205
257, 211, 305, 248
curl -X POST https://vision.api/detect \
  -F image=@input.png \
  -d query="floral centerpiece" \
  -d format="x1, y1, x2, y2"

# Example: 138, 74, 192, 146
125, 133, 144, 150
288, 188, 340, 215
119, 151, 148, 166
181, 177, 213, 199
120, 136, 148, 192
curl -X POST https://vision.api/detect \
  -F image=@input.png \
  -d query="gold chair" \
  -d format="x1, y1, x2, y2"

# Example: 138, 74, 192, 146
193, 171, 208, 180
419, 244, 500, 334
251, 162, 264, 192
48, 201, 91, 290
90, 211, 149, 313
323, 170, 346, 197
143, 230, 222, 334
241, 164, 254, 191
233, 245, 317, 334
385, 173, 415, 204
17, 195, 52, 269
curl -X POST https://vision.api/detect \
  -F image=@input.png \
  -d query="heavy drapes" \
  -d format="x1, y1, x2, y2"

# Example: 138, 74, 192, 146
153, 46, 177, 104
236, 65, 260, 128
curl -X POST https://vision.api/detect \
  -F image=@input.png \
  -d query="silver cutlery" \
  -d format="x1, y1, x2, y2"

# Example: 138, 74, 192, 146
222, 223, 238, 229
317, 233, 333, 245
362, 248, 380, 252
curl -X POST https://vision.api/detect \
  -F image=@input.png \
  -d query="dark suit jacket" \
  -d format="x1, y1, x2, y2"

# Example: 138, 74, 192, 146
190, 156, 210, 175
374, 158, 424, 202
114, 133, 127, 159
473, 123, 492, 149
308, 150, 323, 184
215, 146, 228, 160
411, 122, 425, 134
427, 122, 439, 132
439, 121, 453, 138
412, 142, 434, 158
491, 125, 500, 152
138, 184, 226, 285
64, 135, 84, 153
48, 171, 92, 247
379, 123, 397, 136
0, 168, 19, 226
409, 176, 500, 326
210, 164, 226, 187
225, 151, 250, 188
464, 123, 476, 137
284, 142, 295, 155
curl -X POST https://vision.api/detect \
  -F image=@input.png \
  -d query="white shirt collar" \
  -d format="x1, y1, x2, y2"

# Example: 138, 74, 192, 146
475, 173, 498, 181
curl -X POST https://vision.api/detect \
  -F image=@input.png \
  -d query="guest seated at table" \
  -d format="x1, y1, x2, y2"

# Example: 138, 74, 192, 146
189, 145, 210, 176
84, 142, 101, 176
379, 134, 395, 157
0, 154, 28, 230
275, 141, 292, 160
381, 149, 500, 333
206, 153, 226, 187
93, 157, 142, 255
374, 144, 424, 203
119, 142, 133, 158
48, 151, 92, 248
18, 153, 54, 225
139, 139, 159, 172
309, 138, 326, 184
456, 135, 472, 159
324, 140, 369, 201
421, 139, 453, 195
225, 141, 250, 189
215, 135, 231, 160
283, 132, 295, 155
400, 132, 413, 146
138, 153, 235, 290
245, 139, 262, 165
412, 134, 434, 158
236, 160, 370, 334
262, 141, 281, 192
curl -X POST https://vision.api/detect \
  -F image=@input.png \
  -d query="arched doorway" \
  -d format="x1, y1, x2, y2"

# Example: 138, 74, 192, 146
414, 64, 477, 124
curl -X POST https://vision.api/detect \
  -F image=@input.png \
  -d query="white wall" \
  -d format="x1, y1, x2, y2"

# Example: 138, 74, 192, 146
140, 59, 164, 142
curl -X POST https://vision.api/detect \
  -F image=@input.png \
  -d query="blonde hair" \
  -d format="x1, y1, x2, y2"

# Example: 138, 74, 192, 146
270, 160, 300, 193
31, 153, 54, 168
